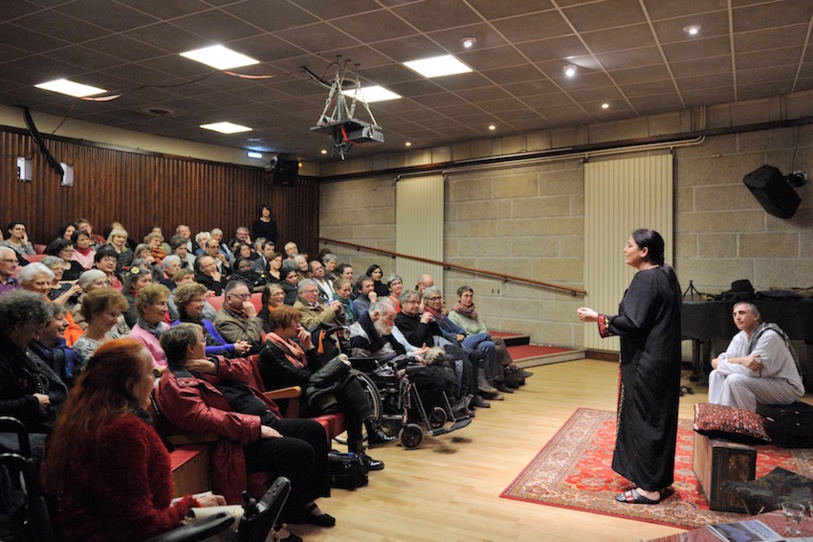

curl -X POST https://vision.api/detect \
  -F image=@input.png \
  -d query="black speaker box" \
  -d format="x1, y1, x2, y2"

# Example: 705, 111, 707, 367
743, 165, 800, 219
272, 158, 299, 187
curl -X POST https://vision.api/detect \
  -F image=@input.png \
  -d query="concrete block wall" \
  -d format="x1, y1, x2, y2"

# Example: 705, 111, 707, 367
318, 125, 813, 349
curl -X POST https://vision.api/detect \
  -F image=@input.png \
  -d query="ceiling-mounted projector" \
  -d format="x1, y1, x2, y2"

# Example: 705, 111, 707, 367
309, 57, 384, 159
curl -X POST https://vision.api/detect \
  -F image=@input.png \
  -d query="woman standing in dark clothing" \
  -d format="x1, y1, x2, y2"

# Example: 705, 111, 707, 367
252, 203, 278, 246
577, 229, 681, 505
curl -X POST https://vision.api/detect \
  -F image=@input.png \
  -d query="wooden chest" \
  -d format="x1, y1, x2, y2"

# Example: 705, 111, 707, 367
756, 402, 813, 448
692, 432, 756, 512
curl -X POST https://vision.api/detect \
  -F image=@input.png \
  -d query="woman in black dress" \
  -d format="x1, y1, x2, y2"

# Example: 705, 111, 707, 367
252, 203, 278, 246
577, 229, 681, 505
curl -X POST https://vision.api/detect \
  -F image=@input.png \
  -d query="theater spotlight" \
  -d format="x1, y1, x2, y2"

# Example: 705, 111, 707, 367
743, 165, 806, 219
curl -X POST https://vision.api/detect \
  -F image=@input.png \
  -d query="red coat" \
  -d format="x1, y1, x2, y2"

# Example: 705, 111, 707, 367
58, 414, 195, 542
155, 356, 281, 503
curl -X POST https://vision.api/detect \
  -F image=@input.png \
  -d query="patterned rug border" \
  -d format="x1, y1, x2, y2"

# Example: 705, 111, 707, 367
500, 407, 813, 530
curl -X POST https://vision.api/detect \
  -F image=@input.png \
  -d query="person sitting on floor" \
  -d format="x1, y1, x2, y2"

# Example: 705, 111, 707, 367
259, 305, 394, 470
709, 301, 805, 412
155, 324, 335, 537
213, 280, 265, 354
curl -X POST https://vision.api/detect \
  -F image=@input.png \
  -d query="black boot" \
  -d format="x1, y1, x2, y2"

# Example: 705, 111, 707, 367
349, 441, 384, 471
365, 417, 396, 448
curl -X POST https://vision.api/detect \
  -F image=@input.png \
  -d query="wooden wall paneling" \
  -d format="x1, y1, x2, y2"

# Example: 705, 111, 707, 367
0, 126, 318, 252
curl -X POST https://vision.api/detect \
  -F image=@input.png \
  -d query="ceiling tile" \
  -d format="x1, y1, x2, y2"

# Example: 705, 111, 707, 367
12, 10, 110, 43
563, 0, 647, 32
580, 24, 657, 54
515, 36, 589, 63
54, 0, 160, 32
662, 36, 731, 62
390, 0, 483, 33
115, 0, 212, 20
732, 0, 813, 33
489, 10, 572, 44
643, 0, 728, 20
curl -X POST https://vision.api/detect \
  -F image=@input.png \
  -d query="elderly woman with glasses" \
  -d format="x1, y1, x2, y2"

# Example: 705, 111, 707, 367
45, 238, 86, 281
18, 263, 84, 346
42, 255, 82, 306
257, 283, 286, 333
172, 283, 251, 358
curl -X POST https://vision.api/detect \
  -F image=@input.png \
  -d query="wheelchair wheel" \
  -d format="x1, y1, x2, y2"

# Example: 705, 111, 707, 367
333, 371, 384, 446
399, 423, 423, 450
428, 407, 447, 430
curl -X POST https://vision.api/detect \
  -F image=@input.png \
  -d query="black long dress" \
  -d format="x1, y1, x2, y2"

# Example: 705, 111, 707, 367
597, 267, 681, 491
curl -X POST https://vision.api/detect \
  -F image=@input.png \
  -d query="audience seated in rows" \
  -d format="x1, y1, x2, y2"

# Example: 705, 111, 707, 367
259, 305, 394, 470
332, 278, 357, 325
2, 221, 36, 261
128, 283, 171, 367
0, 247, 20, 294
106, 226, 133, 270
155, 324, 335, 534
70, 230, 96, 270
29, 303, 83, 391
352, 275, 376, 314
18, 263, 83, 346
168, 268, 217, 322
280, 266, 300, 305
44, 239, 85, 281
366, 264, 390, 298
72, 288, 129, 364
41, 255, 81, 305
294, 278, 346, 332
0, 291, 67, 463
310, 260, 334, 303
172, 282, 251, 358
169, 234, 195, 270
257, 283, 286, 333
121, 263, 153, 328
195, 255, 228, 296
213, 280, 265, 354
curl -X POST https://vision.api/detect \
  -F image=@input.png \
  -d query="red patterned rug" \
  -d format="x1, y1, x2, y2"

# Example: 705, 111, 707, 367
501, 408, 813, 529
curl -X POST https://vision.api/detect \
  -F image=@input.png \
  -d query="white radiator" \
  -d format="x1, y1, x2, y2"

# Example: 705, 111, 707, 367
395, 175, 445, 292
583, 155, 674, 352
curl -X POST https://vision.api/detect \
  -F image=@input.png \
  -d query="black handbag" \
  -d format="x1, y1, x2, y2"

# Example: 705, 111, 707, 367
327, 449, 368, 490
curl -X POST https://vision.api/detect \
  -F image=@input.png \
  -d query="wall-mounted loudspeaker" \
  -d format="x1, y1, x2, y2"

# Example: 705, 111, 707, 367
272, 156, 299, 187
743, 165, 801, 219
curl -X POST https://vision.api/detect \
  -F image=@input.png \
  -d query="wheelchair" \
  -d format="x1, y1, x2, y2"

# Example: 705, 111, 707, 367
346, 357, 472, 450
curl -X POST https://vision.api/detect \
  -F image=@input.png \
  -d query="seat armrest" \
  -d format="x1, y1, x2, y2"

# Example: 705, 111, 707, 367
165, 433, 219, 447
263, 386, 302, 419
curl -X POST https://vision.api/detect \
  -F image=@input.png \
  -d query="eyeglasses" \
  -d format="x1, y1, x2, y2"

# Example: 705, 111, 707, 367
230, 292, 250, 299
427, 296, 442, 301
270, 292, 286, 297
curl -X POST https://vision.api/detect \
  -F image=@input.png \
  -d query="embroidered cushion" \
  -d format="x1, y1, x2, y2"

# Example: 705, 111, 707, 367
694, 402, 771, 444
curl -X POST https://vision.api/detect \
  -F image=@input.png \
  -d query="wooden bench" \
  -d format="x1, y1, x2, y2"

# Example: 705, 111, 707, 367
692, 432, 756, 512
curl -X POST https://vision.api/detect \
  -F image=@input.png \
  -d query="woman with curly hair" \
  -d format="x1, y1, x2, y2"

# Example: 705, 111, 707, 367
41, 339, 225, 541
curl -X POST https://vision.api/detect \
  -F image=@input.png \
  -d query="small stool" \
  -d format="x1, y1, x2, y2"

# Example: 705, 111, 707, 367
693, 432, 756, 512
756, 402, 813, 448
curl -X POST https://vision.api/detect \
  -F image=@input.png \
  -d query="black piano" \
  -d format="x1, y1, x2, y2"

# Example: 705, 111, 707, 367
682, 299, 813, 382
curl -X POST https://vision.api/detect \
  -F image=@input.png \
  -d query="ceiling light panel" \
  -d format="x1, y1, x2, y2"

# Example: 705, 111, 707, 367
341, 85, 401, 103
180, 45, 260, 70
35, 79, 107, 97
200, 122, 252, 134
403, 55, 472, 78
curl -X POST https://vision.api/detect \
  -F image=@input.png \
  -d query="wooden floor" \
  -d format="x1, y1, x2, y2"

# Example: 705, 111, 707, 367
291, 359, 743, 542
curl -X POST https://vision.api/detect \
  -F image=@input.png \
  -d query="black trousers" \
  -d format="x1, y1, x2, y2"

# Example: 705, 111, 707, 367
441, 342, 477, 397
243, 417, 330, 519
302, 376, 373, 445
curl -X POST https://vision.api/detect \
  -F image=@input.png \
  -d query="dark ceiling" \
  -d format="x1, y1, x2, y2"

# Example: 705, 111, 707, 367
1, 0, 811, 162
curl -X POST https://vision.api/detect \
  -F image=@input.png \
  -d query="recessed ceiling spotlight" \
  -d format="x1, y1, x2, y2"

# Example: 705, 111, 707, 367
488, 125, 496, 131
564, 64, 577, 78
321, 149, 328, 155
683, 25, 701, 36
601, 103, 610, 109
246, 151, 263, 159
405, 142, 412, 147
461, 36, 477, 49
